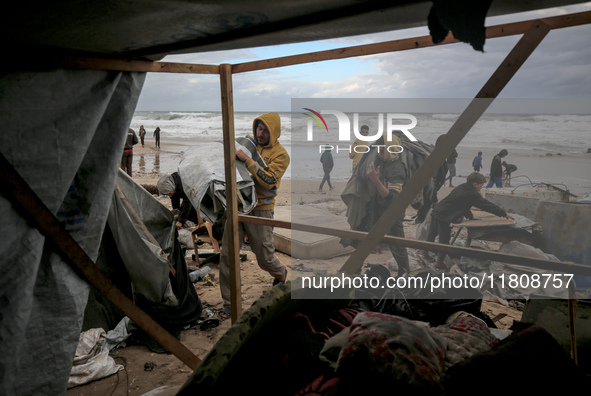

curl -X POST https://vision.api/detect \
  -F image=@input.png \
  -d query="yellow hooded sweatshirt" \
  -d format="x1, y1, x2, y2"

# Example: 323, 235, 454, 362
243, 112, 290, 211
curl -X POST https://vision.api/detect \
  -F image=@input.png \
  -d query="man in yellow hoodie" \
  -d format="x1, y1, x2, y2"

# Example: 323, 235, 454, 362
218, 112, 290, 319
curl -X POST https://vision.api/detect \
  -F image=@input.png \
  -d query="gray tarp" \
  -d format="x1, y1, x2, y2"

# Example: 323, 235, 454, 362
178, 138, 258, 224
109, 170, 177, 305
0, 69, 145, 395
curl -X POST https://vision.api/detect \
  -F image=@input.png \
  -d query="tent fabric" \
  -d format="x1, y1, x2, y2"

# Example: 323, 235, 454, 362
108, 171, 177, 305
83, 170, 203, 346
178, 138, 258, 224
0, 69, 145, 395
68, 328, 123, 389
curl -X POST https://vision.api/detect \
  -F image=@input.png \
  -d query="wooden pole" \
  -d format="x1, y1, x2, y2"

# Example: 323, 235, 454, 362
219, 63, 242, 323
238, 215, 591, 277
0, 153, 201, 370
339, 19, 552, 275
232, 11, 591, 74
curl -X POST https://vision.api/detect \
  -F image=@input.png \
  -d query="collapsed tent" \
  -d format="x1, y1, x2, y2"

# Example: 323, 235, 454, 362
0, 70, 200, 394
83, 170, 202, 337
0, 69, 146, 395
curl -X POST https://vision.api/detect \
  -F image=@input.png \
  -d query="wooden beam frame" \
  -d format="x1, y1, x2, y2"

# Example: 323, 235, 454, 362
219, 64, 242, 324
340, 19, 553, 274
25, 11, 591, 74
238, 215, 591, 277
6, 10, 590, 371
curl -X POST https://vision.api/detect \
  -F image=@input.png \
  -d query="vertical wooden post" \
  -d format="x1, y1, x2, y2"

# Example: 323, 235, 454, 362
339, 20, 552, 275
219, 63, 242, 323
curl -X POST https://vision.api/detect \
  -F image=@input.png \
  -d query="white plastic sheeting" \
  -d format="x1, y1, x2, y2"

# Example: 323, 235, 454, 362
0, 69, 145, 395
68, 328, 123, 388
178, 139, 257, 224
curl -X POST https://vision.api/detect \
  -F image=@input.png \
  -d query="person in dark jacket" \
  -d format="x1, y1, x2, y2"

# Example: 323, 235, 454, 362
318, 145, 335, 191
426, 172, 513, 270
486, 149, 508, 188
153, 126, 161, 148
157, 172, 198, 230
121, 128, 138, 177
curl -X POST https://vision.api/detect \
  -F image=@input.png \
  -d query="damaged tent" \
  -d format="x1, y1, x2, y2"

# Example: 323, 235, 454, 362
83, 170, 202, 339
177, 136, 261, 225
0, 70, 201, 394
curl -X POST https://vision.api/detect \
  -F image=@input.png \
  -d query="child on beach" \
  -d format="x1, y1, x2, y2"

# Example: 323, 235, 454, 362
502, 161, 518, 187
472, 151, 483, 172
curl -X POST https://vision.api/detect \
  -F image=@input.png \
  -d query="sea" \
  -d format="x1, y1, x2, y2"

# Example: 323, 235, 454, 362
131, 110, 591, 195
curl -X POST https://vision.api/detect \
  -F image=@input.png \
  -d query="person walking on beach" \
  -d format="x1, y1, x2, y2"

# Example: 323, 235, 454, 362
425, 172, 514, 270
120, 127, 138, 177
350, 125, 370, 170
319, 145, 334, 191
157, 172, 199, 230
472, 151, 483, 172
218, 112, 290, 320
139, 125, 146, 147
502, 161, 517, 187
153, 126, 161, 149
486, 149, 508, 188
366, 136, 410, 277
445, 148, 458, 187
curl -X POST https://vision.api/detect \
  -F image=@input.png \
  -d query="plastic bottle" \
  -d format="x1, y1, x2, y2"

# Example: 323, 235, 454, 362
189, 266, 211, 283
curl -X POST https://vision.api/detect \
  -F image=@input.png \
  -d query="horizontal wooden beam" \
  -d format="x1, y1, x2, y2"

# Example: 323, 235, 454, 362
11, 55, 220, 74
14, 11, 590, 74
232, 10, 591, 74
237, 214, 591, 277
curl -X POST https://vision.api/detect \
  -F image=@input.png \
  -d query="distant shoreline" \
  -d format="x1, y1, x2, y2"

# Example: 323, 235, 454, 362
131, 137, 591, 198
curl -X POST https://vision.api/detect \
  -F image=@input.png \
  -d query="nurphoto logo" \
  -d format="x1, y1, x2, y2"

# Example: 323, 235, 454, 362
302, 108, 418, 153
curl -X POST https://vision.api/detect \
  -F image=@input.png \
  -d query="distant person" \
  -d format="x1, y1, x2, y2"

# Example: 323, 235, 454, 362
445, 148, 458, 187
218, 112, 290, 320
472, 151, 483, 172
157, 172, 198, 230
425, 172, 514, 270
153, 126, 161, 149
486, 149, 508, 188
502, 161, 517, 187
139, 125, 146, 147
121, 128, 138, 177
350, 125, 370, 170
319, 145, 334, 191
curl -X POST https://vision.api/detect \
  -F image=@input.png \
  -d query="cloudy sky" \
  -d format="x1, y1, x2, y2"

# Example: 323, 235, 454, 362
136, 2, 591, 112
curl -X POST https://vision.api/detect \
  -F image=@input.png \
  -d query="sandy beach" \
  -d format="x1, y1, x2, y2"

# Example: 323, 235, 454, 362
66, 136, 589, 395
